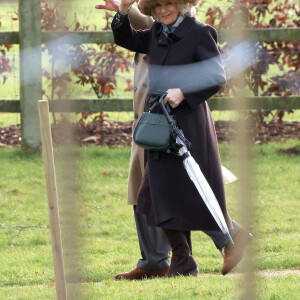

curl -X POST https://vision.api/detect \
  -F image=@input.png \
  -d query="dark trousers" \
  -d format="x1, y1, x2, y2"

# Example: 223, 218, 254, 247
134, 206, 240, 270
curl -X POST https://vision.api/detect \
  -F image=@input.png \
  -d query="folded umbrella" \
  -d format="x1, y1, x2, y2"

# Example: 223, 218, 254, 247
157, 94, 234, 244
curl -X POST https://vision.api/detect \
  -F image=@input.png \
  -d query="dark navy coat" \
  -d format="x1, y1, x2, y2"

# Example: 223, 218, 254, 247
112, 14, 230, 231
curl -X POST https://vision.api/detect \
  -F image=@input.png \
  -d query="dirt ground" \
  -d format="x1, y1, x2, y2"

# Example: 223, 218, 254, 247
0, 119, 299, 148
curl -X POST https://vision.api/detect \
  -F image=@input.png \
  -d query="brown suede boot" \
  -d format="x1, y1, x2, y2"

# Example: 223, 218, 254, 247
163, 229, 198, 277
114, 266, 170, 280
221, 228, 253, 275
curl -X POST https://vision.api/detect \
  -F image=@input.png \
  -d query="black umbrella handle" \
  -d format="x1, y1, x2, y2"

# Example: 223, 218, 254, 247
158, 94, 192, 150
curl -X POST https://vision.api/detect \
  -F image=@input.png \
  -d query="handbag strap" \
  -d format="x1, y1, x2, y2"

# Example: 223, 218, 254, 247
158, 94, 174, 125
149, 93, 172, 114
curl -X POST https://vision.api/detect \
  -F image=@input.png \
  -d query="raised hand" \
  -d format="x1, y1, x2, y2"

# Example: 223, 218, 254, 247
95, 0, 120, 12
119, 0, 137, 14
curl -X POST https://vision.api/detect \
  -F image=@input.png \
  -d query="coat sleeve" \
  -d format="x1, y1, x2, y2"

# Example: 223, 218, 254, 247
181, 25, 226, 109
111, 13, 151, 54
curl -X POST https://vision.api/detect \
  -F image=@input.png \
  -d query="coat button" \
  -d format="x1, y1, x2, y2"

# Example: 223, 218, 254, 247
135, 60, 139, 65
143, 55, 147, 61
134, 87, 137, 92
142, 83, 147, 88
134, 113, 138, 120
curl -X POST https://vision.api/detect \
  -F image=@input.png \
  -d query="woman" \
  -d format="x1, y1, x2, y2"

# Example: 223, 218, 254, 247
112, 0, 232, 277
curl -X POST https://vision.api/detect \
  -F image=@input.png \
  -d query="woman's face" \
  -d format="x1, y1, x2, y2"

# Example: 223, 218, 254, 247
154, 1, 180, 28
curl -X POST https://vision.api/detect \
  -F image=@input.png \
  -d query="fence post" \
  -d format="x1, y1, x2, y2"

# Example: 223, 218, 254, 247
19, 0, 42, 153
38, 100, 67, 300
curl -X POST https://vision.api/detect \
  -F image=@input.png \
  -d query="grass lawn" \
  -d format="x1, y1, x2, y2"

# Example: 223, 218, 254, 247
0, 140, 299, 299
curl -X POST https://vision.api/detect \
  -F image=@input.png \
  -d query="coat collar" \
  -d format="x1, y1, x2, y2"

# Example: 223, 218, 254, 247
154, 16, 195, 44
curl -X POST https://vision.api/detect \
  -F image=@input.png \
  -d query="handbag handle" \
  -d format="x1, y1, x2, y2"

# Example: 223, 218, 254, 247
149, 93, 173, 113
158, 94, 192, 150
148, 92, 176, 126
149, 92, 165, 112
158, 94, 175, 126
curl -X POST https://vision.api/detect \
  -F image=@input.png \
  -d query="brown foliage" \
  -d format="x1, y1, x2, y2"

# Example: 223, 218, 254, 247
0, 1, 299, 124
200, 0, 299, 121
40, 5, 133, 122
0, 11, 15, 84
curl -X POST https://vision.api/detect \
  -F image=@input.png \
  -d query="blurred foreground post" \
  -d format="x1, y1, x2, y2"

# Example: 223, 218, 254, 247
38, 100, 67, 300
234, 79, 256, 300
40, 0, 82, 297
49, 0, 82, 297
229, 8, 256, 300
55, 107, 82, 299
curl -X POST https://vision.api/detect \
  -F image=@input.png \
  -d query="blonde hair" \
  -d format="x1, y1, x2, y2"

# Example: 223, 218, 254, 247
150, 1, 197, 21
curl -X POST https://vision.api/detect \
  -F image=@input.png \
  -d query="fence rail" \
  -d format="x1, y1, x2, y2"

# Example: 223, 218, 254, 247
1, 28, 300, 44
1, 97, 300, 113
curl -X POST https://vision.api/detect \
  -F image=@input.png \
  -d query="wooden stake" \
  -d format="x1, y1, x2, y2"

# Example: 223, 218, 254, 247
38, 100, 67, 300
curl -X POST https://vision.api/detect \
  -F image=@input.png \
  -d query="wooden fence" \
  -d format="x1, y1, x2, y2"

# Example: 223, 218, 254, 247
0, 0, 299, 152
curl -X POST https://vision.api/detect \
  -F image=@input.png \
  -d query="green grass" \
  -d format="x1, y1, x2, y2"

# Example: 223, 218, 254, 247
0, 275, 299, 299
0, 141, 299, 298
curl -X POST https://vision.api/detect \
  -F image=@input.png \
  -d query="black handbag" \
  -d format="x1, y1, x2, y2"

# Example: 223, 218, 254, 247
133, 94, 171, 151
